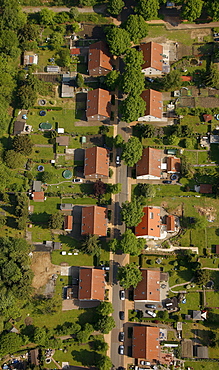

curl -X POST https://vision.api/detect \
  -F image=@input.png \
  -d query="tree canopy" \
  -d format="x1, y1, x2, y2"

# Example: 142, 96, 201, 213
136, 0, 160, 20
207, 1, 219, 20
181, 0, 203, 22
120, 94, 146, 123
122, 14, 148, 43
162, 70, 182, 91
120, 229, 145, 255
107, 0, 125, 16
105, 26, 131, 56
96, 316, 116, 334
121, 196, 145, 227
117, 262, 143, 289
0, 332, 22, 357
121, 68, 145, 96
13, 135, 33, 156
96, 302, 114, 316
206, 64, 219, 88
4, 150, 25, 169
123, 48, 144, 70
105, 70, 121, 91
81, 234, 101, 257
122, 136, 143, 167
195, 269, 210, 286
49, 213, 64, 229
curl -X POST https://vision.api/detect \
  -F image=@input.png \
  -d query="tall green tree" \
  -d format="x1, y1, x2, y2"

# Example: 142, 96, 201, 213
136, 0, 160, 20
207, 1, 219, 20
17, 84, 37, 109
13, 135, 33, 156
181, 0, 203, 21
4, 150, 25, 169
96, 316, 115, 334
0, 332, 22, 357
120, 229, 145, 255
120, 94, 146, 123
96, 355, 112, 370
105, 26, 131, 56
1, 0, 27, 30
121, 68, 145, 95
124, 48, 144, 70
105, 70, 121, 90
206, 64, 219, 88
122, 136, 143, 167
96, 302, 114, 316
121, 197, 145, 227
49, 213, 64, 229
49, 32, 64, 50
195, 269, 210, 285
162, 70, 182, 91
81, 234, 101, 257
122, 14, 148, 43
107, 0, 125, 16
39, 8, 55, 25
117, 262, 142, 289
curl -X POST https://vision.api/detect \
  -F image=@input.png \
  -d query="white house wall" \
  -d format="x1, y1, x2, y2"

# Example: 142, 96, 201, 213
142, 67, 162, 75
138, 115, 162, 122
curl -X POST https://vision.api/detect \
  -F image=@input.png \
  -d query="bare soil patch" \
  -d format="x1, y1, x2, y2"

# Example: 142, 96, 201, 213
194, 206, 216, 221
172, 204, 183, 217
31, 252, 60, 290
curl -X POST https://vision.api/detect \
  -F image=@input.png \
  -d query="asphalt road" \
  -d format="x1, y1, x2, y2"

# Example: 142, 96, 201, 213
110, 254, 126, 368
110, 119, 131, 368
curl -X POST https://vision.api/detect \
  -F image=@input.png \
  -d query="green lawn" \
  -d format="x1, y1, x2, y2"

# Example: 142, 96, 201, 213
31, 146, 54, 161
147, 26, 195, 46
51, 250, 93, 266
185, 361, 217, 369
179, 292, 201, 315
29, 109, 76, 133
205, 291, 219, 307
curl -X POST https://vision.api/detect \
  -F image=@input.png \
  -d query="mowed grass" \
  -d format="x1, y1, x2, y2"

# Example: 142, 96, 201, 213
185, 361, 217, 369
31, 146, 54, 161
29, 109, 76, 133
147, 25, 194, 45
205, 291, 219, 307
178, 292, 201, 315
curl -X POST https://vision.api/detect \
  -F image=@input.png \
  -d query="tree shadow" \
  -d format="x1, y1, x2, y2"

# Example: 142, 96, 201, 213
78, 308, 99, 326
71, 349, 98, 367
30, 212, 50, 225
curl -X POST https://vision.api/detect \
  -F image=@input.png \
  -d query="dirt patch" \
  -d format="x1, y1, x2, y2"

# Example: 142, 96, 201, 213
31, 252, 60, 291
172, 204, 183, 217
194, 206, 216, 221
161, 201, 168, 209
191, 29, 211, 41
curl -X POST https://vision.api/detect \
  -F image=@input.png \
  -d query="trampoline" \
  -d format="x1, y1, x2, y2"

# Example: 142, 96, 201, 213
39, 110, 46, 116
62, 170, 72, 179
216, 114, 219, 121
38, 99, 46, 106
22, 114, 28, 119
38, 165, 44, 172
39, 122, 52, 130
170, 174, 178, 181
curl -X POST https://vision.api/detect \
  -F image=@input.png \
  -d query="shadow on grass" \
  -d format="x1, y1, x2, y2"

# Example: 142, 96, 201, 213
71, 349, 100, 367
30, 212, 50, 225
78, 308, 99, 326
58, 234, 79, 248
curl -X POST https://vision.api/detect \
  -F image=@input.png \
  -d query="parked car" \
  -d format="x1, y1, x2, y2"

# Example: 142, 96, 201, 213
146, 77, 154, 83
145, 304, 156, 309
120, 290, 125, 300
119, 311, 125, 320
140, 361, 151, 366
119, 345, 124, 355
116, 155, 120, 165
73, 178, 83, 182
146, 310, 156, 318
215, 38, 219, 42
162, 180, 172, 184
119, 332, 125, 342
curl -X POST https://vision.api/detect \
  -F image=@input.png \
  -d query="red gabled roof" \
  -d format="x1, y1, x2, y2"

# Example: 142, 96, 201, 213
84, 146, 109, 177
166, 215, 175, 231
200, 184, 212, 194
33, 191, 44, 202
181, 75, 192, 82
136, 147, 163, 178
203, 114, 213, 122
64, 215, 73, 230
167, 156, 181, 172
81, 205, 107, 236
134, 269, 161, 301
86, 88, 111, 118
70, 48, 80, 55
140, 89, 162, 119
88, 41, 112, 72
79, 267, 105, 300
140, 42, 163, 71
132, 326, 160, 361
135, 206, 161, 238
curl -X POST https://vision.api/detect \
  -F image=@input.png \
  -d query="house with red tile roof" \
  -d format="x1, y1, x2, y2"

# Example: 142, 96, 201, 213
79, 267, 105, 301
139, 42, 163, 75
84, 146, 109, 179
32, 191, 44, 202
138, 89, 163, 122
88, 41, 112, 76
134, 269, 161, 302
132, 326, 161, 363
86, 88, 111, 121
64, 215, 73, 231
136, 147, 163, 180
166, 215, 176, 232
167, 156, 181, 173
81, 205, 107, 236
135, 206, 167, 240
200, 184, 212, 194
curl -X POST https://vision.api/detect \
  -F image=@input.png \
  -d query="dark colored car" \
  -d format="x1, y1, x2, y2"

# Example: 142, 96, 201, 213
119, 311, 125, 320
162, 180, 172, 184
145, 304, 156, 309
119, 332, 125, 342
